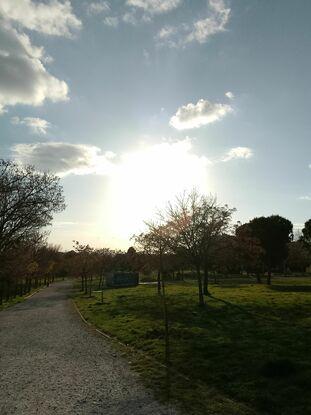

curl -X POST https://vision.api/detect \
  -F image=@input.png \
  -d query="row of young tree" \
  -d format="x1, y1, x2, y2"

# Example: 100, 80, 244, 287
1, 159, 310, 307
134, 191, 311, 306
66, 192, 311, 307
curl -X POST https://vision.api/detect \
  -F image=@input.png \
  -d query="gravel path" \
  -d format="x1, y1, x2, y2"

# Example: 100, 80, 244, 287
0, 281, 177, 415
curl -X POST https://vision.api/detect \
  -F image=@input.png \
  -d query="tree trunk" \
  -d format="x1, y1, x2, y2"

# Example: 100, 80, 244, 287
0, 280, 3, 306
196, 265, 204, 306
267, 269, 272, 285
161, 274, 171, 402
256, 273, 262, 284
98, 275, 102, 290
203, 263, 209, 296
157, 271, 161, 295
84, 274, 88, 295
89, 275, 93, 297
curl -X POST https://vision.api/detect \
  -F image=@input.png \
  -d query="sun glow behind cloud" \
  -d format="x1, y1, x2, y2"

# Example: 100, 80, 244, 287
100, 138, 210, 247
12, 137, 254, 249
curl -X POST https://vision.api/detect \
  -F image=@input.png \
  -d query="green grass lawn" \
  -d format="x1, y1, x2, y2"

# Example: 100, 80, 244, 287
74, 277, 311, 415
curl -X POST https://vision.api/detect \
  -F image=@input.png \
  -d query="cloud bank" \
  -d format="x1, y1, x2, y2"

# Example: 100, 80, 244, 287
12, 142, 116, 177
170, 98, 233, 130
0, 0, 81, 37
0, 24, 69, 114
87, 0, 229, 47
0, 0, 80, 113
12, 138, 253, 178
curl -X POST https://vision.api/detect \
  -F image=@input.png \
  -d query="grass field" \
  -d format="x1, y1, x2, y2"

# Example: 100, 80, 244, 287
74, 276, 311, 415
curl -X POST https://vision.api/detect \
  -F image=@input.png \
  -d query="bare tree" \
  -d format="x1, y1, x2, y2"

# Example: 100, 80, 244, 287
0, 159, 65, 255
134, 222, 171, 399
0, 159, 65, 303
134, 222, 169, 294
160, 190, 235, 306
72, 241, 101, 297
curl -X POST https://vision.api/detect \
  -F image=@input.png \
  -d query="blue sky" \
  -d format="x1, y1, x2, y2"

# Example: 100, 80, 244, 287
0, 0, 310, 249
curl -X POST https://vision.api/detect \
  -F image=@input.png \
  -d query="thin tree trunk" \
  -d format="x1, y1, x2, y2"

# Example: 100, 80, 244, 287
203, 262, 209, 296
196, 265, 204, 306
98, 275, 102, 290
161, 272, 171, 403
0, 279, 3, 306
84, 274, 88, 295
89, 275, 93, 297
267, 270, 272, 285
157, 270, 161, 295
5, 278, 10, 301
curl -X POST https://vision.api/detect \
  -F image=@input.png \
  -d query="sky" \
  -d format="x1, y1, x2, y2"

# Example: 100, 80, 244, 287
0, 0, 310, 250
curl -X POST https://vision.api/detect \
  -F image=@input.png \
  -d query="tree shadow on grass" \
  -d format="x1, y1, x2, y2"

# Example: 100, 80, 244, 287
269, 285, 311, 293
82, 286, 311, 415
216, 284, 242, 289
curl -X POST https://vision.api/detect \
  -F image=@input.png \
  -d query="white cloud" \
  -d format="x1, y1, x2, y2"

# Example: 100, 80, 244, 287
12, 139, 209, 183
186, 0, 230, 44
126, 0, 181, 15
12, 142, 116, 177
86, 2, 120, 28
155, 25, 179, 46
157, 26, 177, 39
299, 196, 311, 201
225, 91, 234, 99
156, 0, 230, 47
11, 116, 51, 135
12, 138, 252, 186
0, 24, 69, 113
170, 98, 233, 130
103, 16, 119, 27
122, 11, 144, 25
222, 147, 253, 162
86, 1, 111, 16
0, 0, 81, 37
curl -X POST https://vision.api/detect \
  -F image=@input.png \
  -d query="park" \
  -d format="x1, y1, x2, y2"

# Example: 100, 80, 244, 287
0, 159, 310, 414
1, 1, 310, 413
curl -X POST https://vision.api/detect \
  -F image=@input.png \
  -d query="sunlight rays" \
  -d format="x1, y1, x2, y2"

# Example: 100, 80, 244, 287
100, 138, 211, 247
